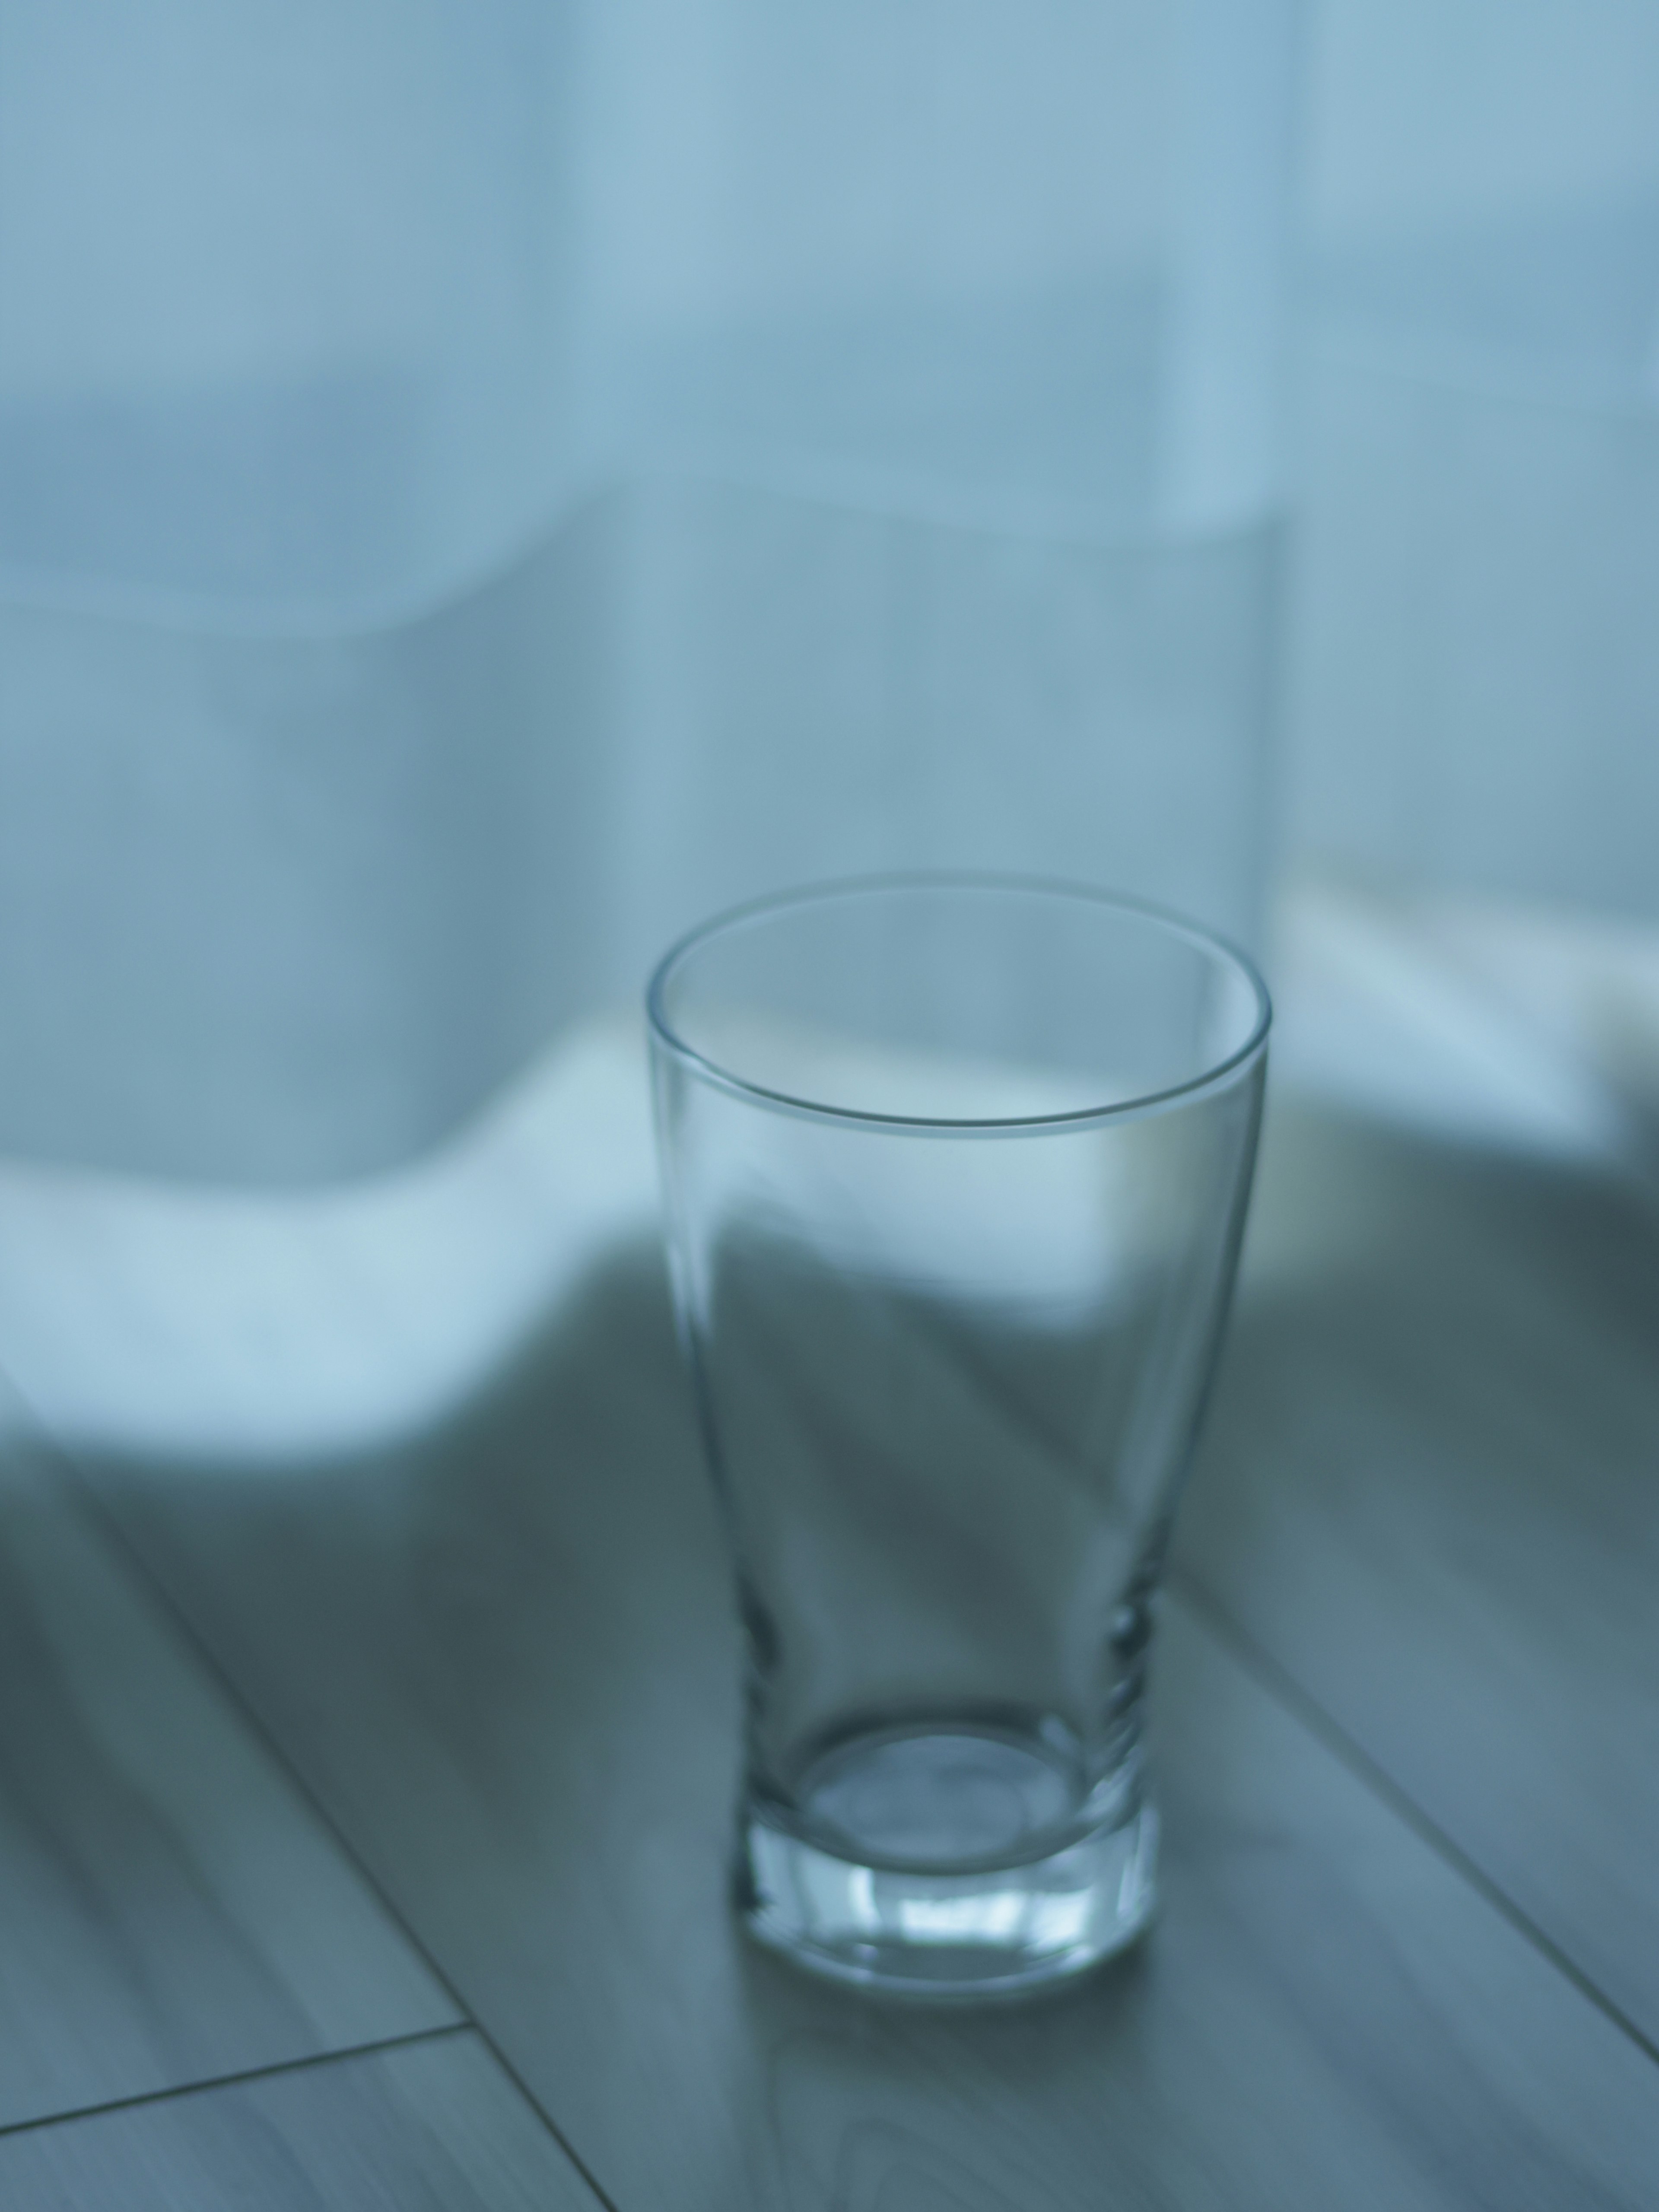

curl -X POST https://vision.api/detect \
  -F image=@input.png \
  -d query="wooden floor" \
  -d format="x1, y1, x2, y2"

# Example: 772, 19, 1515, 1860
0, 1029, 1656, 2204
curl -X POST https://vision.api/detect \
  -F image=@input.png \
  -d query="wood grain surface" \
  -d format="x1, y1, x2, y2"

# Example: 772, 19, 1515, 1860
74, 1214, 1659, 2210
0, 2031, 603, 2210
0, 1393, 458, 2133
1179, 1098, 1659, 2045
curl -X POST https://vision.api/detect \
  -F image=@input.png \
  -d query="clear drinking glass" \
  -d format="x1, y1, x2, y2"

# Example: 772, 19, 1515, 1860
648, 876, 1269, 1999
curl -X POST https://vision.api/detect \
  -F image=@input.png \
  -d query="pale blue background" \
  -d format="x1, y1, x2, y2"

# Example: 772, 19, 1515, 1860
0, 0, 1653, 1179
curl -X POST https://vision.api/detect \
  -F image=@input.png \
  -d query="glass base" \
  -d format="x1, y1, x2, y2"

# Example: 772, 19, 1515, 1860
741, 1725, 1157, 2001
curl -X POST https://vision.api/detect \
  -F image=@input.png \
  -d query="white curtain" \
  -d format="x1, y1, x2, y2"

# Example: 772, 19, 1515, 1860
0, 0, 1652, 1187
1294, 0, 1659, 920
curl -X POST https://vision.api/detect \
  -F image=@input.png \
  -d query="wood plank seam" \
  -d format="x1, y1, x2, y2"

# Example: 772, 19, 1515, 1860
0, 2021, 473, 2143
0, 1372, 629, 2212
1170, 1566, 1659, 2075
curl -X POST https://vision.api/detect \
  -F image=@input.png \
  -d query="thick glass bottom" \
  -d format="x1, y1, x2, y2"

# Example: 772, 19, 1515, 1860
741, 1723, 1157, 2000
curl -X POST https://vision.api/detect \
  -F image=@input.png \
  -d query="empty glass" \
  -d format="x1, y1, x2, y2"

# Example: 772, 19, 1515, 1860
648, 877, 1268, 1999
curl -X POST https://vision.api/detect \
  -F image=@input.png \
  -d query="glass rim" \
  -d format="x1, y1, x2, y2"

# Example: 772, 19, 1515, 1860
646, 872, 1272, 1133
